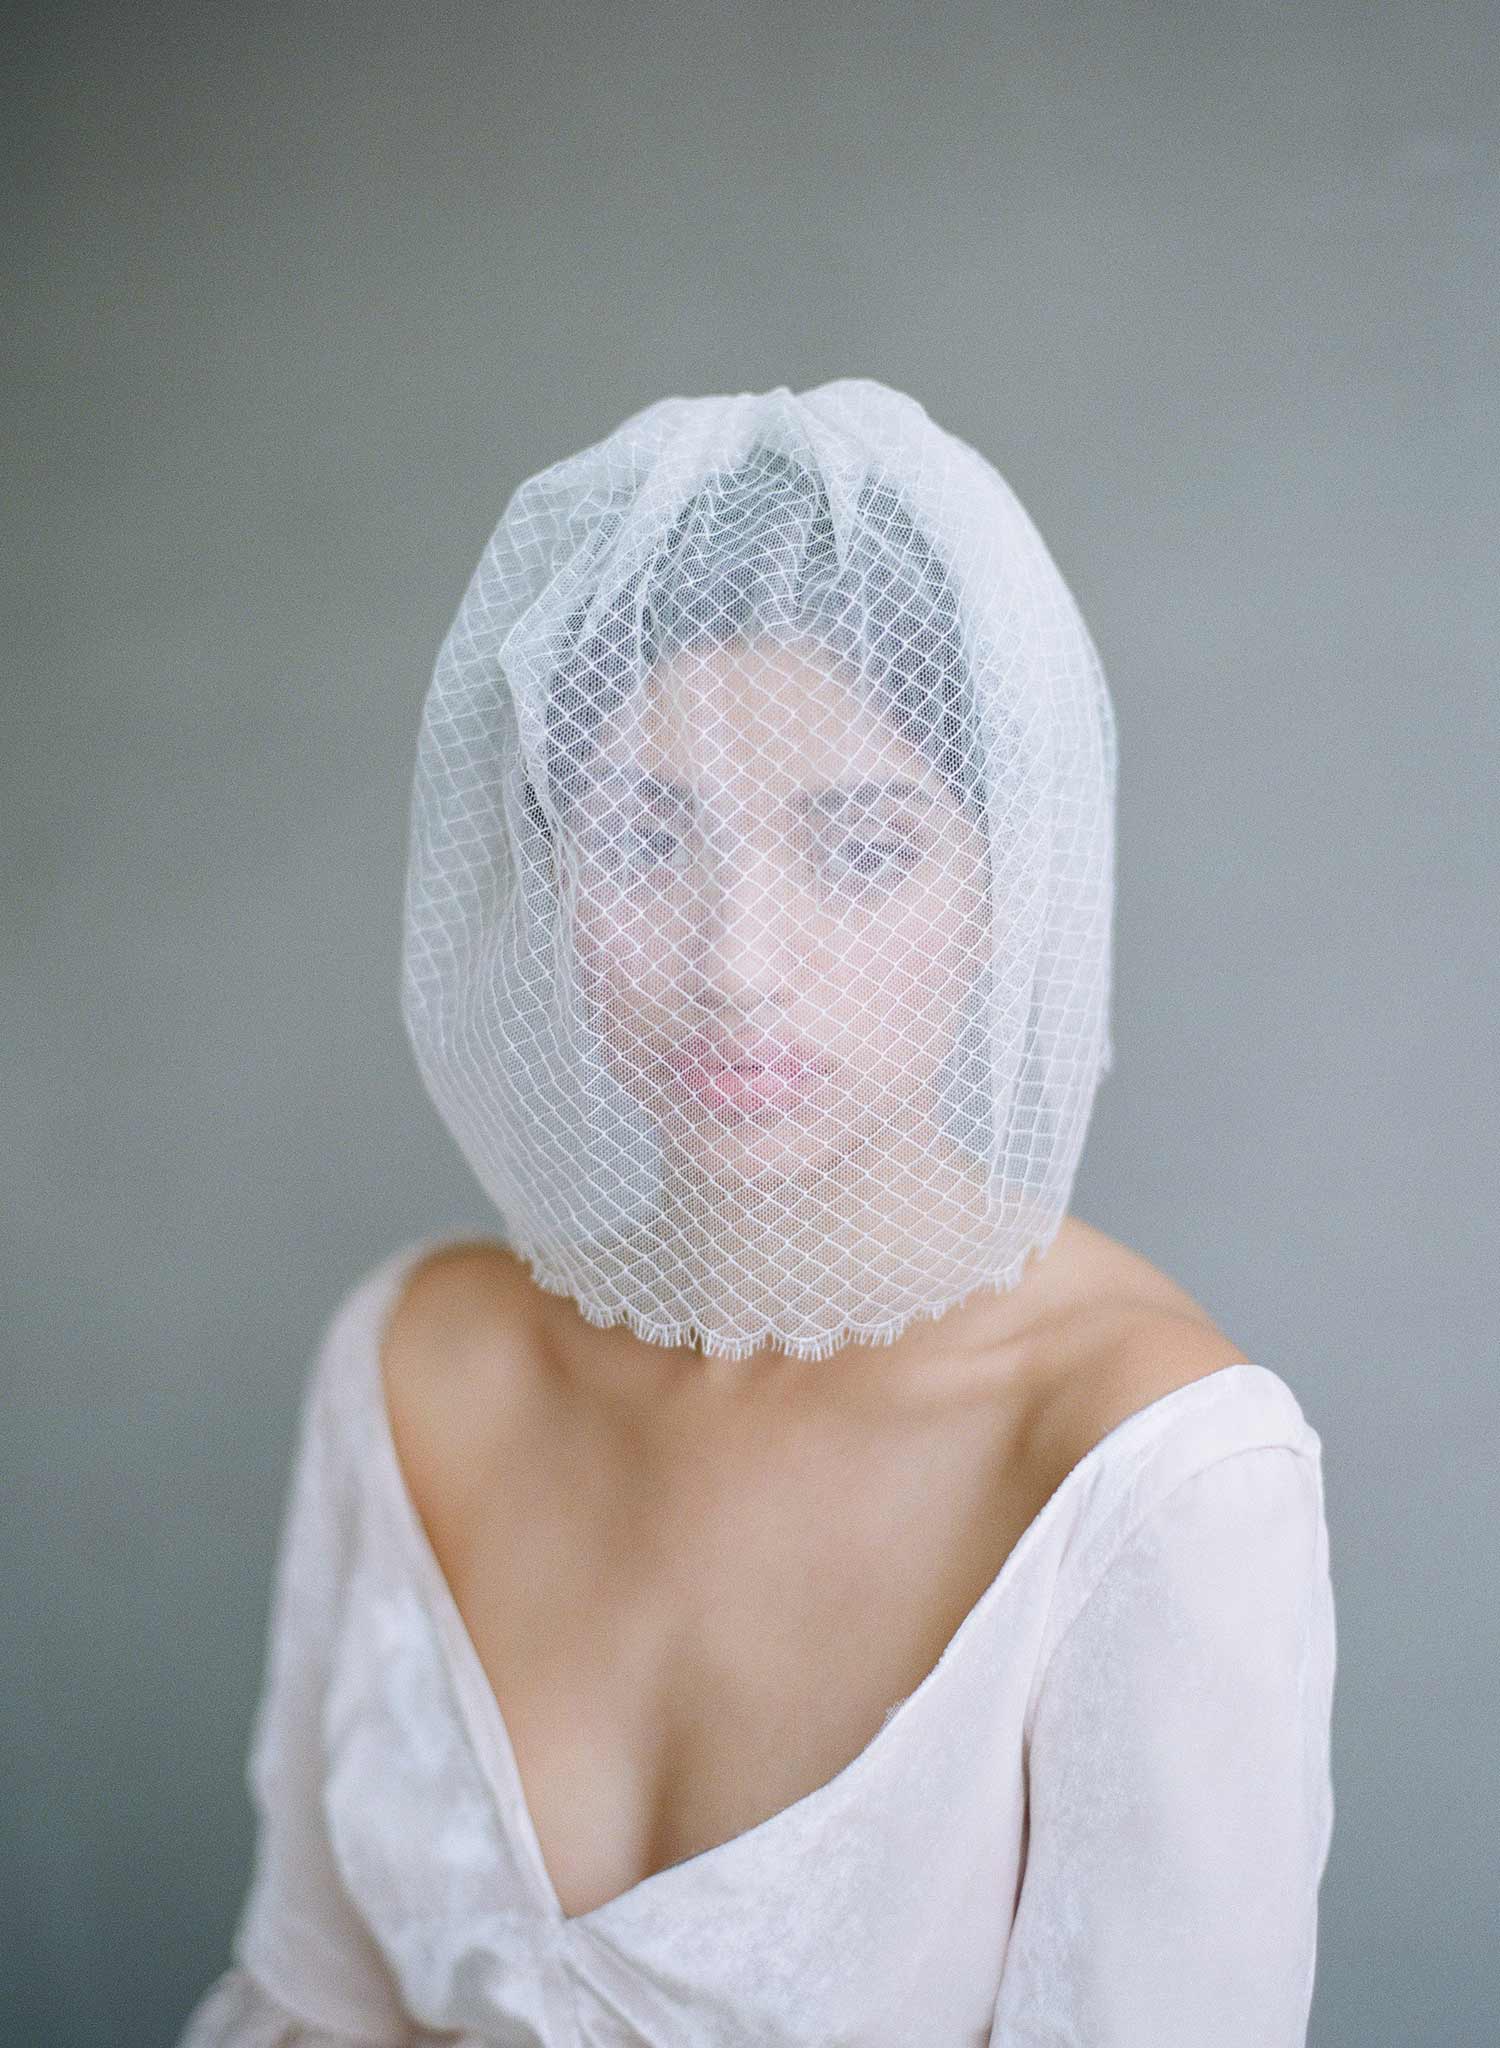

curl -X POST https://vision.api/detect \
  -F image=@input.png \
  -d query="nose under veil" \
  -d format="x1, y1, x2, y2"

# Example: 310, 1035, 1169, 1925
401, 379, 1117, 1363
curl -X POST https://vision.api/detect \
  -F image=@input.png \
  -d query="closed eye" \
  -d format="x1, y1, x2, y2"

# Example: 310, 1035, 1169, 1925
816, 837, 926, 887
573, 826, 692, 873
568, 824, 930, 890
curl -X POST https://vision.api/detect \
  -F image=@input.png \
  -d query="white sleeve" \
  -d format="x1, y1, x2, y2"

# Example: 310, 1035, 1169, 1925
176, 1965, 400, 2048
990, 1443, 1337, 2047
176, 1286, 413, 2046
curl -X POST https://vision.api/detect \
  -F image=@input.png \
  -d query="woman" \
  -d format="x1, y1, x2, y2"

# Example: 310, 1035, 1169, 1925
180, 380, 1335, 2044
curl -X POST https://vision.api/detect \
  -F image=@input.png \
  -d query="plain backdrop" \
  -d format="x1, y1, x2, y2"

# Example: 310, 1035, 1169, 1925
5, 2, 1496, 2042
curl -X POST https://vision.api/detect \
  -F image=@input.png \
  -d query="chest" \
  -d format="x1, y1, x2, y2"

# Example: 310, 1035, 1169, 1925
400, 1386, 1061, 1922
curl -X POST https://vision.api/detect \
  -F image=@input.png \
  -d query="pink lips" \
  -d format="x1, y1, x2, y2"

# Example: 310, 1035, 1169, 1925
667, 1035, 833, 1118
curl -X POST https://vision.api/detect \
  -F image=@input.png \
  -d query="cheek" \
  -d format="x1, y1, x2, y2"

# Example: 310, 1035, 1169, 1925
840, 886, 988, 1057
573, 895, 684, 1023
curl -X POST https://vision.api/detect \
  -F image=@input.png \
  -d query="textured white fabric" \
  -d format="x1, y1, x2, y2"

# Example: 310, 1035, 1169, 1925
400, 379, 1117, 1363
177, 1239, 1336, 2046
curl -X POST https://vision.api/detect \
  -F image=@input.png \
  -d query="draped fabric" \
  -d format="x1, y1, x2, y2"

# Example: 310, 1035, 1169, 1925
178, 1239, 1336, 2046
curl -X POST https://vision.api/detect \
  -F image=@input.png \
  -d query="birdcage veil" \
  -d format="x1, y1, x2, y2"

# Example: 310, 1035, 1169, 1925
401, 379, 1116, 1362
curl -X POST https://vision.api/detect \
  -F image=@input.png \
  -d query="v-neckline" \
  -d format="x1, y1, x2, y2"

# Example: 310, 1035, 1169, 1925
356, 1235, 1257, 1932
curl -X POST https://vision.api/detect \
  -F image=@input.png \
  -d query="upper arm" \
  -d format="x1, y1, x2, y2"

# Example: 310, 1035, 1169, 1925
189, 1279, 414, 2041
990, 1441, 1336, 2046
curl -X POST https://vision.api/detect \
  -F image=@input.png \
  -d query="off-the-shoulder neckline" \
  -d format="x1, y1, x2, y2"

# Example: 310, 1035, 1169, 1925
346, 1234, 1286, 1934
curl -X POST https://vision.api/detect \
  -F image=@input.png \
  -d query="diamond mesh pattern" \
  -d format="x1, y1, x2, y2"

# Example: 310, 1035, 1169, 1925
401, 380, 1117, 1362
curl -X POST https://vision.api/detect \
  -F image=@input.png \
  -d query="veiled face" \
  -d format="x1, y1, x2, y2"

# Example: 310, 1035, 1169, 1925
557, 635, 992, 1189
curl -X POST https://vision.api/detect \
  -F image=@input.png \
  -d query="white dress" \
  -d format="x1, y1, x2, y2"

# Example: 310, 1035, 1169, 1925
177, 1237, 1337, 2047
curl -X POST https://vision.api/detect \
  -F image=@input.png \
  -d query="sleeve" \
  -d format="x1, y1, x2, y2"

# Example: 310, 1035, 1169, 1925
176, 1282, 414, 2046
989, 1442, 1337, 2048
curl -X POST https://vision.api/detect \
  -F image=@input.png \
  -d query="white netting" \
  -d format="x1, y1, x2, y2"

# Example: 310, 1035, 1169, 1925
401, 379, 1116, 1363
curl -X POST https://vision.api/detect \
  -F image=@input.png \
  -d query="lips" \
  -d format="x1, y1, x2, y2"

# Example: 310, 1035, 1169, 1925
666, 1034, 835, 1118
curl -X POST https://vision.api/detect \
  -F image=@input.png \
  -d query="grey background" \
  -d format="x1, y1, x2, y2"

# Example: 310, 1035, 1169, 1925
6, 2, 1495, 2041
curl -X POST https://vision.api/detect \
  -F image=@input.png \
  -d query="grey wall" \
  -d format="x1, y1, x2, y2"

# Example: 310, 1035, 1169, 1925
6, 2, 1495, 2041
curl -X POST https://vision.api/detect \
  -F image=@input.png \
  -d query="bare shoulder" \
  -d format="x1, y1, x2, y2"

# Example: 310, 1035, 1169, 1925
379, 1239, 543, 1516
1030, 1219, 1251, 1475
383, 1239, 538, 1370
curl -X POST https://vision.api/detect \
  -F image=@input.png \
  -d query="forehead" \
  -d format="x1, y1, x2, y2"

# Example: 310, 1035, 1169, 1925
587, 635, 944, 799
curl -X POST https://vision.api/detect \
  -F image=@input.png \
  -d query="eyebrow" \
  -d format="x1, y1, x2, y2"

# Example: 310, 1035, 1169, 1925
613, 773, 938, 816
